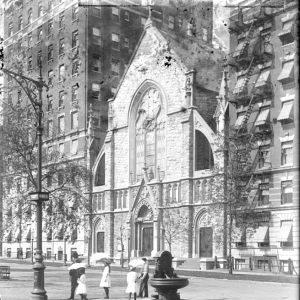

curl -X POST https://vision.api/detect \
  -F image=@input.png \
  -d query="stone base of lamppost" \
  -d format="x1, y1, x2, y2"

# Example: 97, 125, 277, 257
30, 251, 47, 300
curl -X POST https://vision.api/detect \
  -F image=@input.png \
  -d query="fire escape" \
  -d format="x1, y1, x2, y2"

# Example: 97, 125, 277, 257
227, 6, 275, 209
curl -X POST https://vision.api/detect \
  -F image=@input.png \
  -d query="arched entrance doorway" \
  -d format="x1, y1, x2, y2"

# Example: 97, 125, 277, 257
94, 218, 105, 253
134, 203, 154, 257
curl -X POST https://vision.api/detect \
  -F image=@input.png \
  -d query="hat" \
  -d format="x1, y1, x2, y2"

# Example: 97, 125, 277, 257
142, 258, 147, 262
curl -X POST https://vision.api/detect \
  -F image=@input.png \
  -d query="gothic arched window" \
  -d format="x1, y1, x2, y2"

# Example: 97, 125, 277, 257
135, 88, 165, 180
95, 154, 105, 186
195, 131, 214, 170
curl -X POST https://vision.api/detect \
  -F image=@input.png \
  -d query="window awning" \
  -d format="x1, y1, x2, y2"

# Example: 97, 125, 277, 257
277, 224, 292, 242
248, 226, 269, 243
235, 114, 245, 127
233, 77, 246, 94
281, 141, 293, 149
55, 224, 64, 239
255, 70, 271, 87
5, 230, 12, 241
255, 109, 270, 126
277, 61, 294, 83
277, 101, 293, 121
278, 21, 294, 38
233, 40, 246, 57
47, 228, 52, 240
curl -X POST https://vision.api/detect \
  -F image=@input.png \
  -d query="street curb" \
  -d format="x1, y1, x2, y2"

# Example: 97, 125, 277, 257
1, 258, 298, 284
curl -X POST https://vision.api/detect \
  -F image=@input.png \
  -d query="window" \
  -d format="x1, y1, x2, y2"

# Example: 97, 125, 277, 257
277, 60, 294, 85
125, 37, 129, 47
72, 85, 78, 102
71, 139, 78, 154
258, 146, 270, 169
18, 16, 23, 30
255, 69, 271, 87
59, 91, 65, 107
125, 11, 129, 21
281, 141, 293, 165
93, 7, 101, 17
92, 27, 101, 45
47, 175, 52, 187
233, 76, 246, 94
59, 65, 65, 81
48, 0, 53, 10
8, 91, 13, 104
59, 12, 65, 29
72, 59, 79, 75
255, 107, 270, 127
58, 116, 64, 133
111, 59, 120, 75
279, 20, 295, 45
48, 19, 53, 35
112, 7, 120, 23
37, 26, 43, 42
72, 31, 78, 48
258, 183, 269, 206
28, 33, 33, 48
111, 33, 120, 50
278, 220, 293, 247
281, 181, 292, 204
28, 8, 33, 24
18, 38, 23, 51
48, 45, 53, 61
47, 120, 53, 137
178, 18, 183, 28
235, 112, 245, 129
58, 172, 64, 185
72, 4, 79, 21
277, 101, 293, 124
8, 23, 13, 37
48, 70, 53, 86
7, 45, 13, 57
168, 15, 175, 29
92, 54, 101, 72
47, 95, 53, 111
28, 56, 32, 71
58, 38, 64, 55
38, 1, 43, 17
141, 17, 147, 26
134, 88, 165, 179
37, 50, 42, 65
71, 111, 78, 129
92, 83, 100, 100
195, 130, 214, 170
59, 143, 64, 155
203, 28, 208, 41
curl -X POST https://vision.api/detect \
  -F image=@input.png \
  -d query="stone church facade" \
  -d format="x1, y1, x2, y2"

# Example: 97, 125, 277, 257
90, 18, 224, 261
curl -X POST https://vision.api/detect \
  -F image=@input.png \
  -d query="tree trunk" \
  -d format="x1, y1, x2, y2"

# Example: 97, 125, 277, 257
228, 215, 233, 275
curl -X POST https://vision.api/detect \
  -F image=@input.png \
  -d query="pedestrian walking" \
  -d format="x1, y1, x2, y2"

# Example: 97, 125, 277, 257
68, 252, 81, 299
126, 266, 139, 300
138, 258, 149, 298
76, 267, 88, 300
99, 260, 111, 299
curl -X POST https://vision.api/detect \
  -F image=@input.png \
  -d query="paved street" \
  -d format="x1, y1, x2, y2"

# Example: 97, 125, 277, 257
0, 263, 298, 300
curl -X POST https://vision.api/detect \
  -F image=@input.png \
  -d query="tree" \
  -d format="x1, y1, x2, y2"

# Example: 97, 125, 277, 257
209, 127, 269, 274
160, 196, 188, 255
0, 79, 94, 244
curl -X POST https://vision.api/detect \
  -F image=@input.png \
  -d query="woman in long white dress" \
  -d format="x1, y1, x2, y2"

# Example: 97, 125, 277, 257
125, 266, 139, 300
76, 267, 88, 300
99, 260, 111, 299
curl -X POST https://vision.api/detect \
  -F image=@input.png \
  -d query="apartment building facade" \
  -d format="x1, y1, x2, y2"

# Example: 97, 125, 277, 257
224, 0, 299, 273
0, 0, 216, 261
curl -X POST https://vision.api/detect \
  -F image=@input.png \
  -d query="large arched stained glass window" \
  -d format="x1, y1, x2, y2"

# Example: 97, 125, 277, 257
135, 88, 165, 181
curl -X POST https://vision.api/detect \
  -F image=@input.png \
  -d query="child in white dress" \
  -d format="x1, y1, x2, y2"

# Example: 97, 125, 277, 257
76, 267, 88, 300
126, 266, 139, 300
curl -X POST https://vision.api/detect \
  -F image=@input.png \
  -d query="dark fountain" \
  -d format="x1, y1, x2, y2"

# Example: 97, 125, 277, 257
150, 250, 189, 300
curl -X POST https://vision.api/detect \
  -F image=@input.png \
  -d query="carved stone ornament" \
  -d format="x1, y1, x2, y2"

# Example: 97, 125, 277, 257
96, 219, 104, 231
135, 199, 154, 221
185, 75, 193, 93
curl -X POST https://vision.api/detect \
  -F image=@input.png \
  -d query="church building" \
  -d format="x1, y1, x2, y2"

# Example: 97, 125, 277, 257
90, 16, 224, 262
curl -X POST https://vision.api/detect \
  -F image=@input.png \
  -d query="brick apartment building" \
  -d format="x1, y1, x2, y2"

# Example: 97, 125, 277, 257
0, 0, 220, 262
218, 0, 298, 273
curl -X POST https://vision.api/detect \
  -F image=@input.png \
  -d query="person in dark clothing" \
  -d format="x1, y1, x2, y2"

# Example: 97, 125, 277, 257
69, 252, 80, 299
138, 258, 149, 298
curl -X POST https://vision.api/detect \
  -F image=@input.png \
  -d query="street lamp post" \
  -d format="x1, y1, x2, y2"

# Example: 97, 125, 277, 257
31, 228, 35, 264
63, 237, 68, 266
2, 65, 49, 300
86, 227, 91, 267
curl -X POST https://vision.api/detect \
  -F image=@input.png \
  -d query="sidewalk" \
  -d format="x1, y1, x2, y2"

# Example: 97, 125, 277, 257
1, 256, 298, 284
